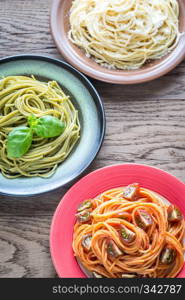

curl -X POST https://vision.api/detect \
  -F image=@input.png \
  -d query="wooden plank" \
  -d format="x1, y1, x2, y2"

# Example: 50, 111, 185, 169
0, 216, 55, 278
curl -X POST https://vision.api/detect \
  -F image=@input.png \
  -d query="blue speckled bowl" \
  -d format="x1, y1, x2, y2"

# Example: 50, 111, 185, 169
0, 55, 105, 196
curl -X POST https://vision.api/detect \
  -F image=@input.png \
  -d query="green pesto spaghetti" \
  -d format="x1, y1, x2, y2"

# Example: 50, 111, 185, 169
0, 76, 80, 178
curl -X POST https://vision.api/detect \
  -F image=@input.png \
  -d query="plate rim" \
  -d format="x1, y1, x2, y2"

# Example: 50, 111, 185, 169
50, 0, 185, 84
50, 163, 185, 278
0, 54, 106, 197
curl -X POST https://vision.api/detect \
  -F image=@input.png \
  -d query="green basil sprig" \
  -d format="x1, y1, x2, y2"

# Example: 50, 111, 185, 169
7, 115, 66, 158
28, 115, 65, 138
7, 126, 33, 158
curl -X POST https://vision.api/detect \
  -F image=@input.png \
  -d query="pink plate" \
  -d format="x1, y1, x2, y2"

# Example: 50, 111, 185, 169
50, 164, 185, 278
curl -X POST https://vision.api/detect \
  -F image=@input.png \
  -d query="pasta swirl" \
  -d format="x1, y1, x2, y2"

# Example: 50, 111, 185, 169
0, 76, 80, 178
69, 0, 181, 70
73, 184, 185, 278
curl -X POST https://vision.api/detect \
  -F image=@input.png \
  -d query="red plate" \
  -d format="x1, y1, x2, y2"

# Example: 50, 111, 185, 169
50, 164, 185, 278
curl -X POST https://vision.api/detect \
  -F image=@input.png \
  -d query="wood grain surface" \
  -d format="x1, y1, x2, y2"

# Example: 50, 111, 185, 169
0, 0, 185, 278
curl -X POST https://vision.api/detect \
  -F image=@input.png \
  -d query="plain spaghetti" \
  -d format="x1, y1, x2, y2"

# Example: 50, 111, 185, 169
69, 0, 181, 70
73, 183, 185, 278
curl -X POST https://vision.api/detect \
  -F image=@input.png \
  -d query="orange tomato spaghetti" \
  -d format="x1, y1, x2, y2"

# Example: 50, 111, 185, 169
73, 183, 185, 278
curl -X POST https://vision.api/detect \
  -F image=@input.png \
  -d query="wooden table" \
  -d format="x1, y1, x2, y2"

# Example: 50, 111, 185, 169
0, 0, 185, 278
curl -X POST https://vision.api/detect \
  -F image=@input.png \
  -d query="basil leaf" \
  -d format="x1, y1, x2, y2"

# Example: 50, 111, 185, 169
32, 116, 65, 138
7, 126, 33, 158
